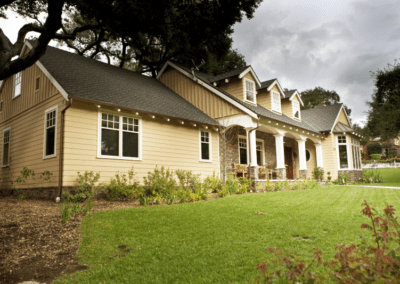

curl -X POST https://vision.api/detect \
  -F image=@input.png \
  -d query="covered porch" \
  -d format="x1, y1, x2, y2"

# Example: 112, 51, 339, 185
218, 115, 324, 181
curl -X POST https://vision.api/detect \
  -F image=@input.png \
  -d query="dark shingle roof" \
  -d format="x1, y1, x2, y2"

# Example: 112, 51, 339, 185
332, 121, 354, 133
257, 79, 276, 91
301, 104, 343, 132
209, 65, 250, 83
38, 46, 217, 125
283, 90, 296, 99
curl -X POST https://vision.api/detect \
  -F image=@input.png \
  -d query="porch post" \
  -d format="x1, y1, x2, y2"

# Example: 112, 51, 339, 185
315, 142, 323, 168
274, 133, 286, 180
297, 137, 308, 179
249, 129, 258, 180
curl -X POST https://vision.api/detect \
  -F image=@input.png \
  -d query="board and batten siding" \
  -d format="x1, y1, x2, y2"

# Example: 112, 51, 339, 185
256, 89, 272, 110
0, 63, 60, 124
0, 94, 65, 188
159, 70, 244, 120
62, 101, 220, 186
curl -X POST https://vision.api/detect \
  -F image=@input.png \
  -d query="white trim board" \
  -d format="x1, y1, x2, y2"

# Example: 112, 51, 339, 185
330, 105, 351, 133
267, 80, 285, 98
157, 61, 258, 119
238, 66, 262, 88
287, 90, 304, 107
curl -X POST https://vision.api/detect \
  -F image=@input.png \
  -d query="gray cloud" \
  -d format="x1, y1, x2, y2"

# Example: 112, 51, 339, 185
232, 0, 400, 125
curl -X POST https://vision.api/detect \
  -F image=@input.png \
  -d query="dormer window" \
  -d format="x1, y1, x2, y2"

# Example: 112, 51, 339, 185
13, 72, 22, 99
244, 78, 256, 103
293, 100, 300, 119
272, 91, 281, 112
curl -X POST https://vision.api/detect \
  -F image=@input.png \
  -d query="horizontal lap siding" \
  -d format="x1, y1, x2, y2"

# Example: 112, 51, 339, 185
63, 102, 220, 186
159, 70, 243, 119
337, 109, 350, 126
321, 134, 338, 179
257, 89, 271, 110
0, 95, 65, 188
306, 140, 317, 178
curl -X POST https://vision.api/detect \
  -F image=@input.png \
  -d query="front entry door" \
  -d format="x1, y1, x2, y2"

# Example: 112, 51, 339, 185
284, 146, 294, 179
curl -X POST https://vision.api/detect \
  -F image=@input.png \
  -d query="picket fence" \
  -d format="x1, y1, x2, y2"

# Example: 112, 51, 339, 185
362, 162, 399, 169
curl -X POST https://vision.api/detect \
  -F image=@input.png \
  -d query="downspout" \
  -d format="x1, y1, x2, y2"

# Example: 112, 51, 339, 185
247, 116, 261, 185
58, 98, 73, 199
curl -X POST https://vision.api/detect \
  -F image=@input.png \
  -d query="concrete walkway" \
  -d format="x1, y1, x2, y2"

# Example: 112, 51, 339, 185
336, 185, 400, 189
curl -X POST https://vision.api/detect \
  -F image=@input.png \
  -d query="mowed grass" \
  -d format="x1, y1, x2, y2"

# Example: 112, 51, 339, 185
357, 168, 400, 187
55, 186, 400, 284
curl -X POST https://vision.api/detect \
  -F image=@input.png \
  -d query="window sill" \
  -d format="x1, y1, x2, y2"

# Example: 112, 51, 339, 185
271, 110, 282, 115
199, 160, 212, 163
244, 99, 257, 105
1, 165, 9, 168
12, 95, 21, 100
97, 155, 142, 161
43, 155, 56, 160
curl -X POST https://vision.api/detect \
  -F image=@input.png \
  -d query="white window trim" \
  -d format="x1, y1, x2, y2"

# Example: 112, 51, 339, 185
238, 135, 248, 165
336, 135, 351, 170
243, 78, 256, 104
12, 72, 22, 99
256, 138, 265, 166
271, 90, 281, 113
306, 149, 311, 162
97, 111, 142, 161
292, 100, 301, 120
199, 129, 212, 163
43, 105, 58, 159
2, 127, 11, 167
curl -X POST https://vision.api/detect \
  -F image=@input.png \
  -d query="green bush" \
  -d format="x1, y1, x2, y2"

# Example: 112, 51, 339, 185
226, 172, 239, 194
367, 143, 382, 154
63, 171, 101, 202
203, 172, 224, 193
370, 154, 381, 160
388, 149, 397, 158
103, 168, 142, 200
312, 167, 324, 180
175, 169, 201, 192
143, 166, 176, 197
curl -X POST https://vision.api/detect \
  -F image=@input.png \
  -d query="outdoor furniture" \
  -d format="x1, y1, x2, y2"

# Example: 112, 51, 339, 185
258, 167, 268, 179
234, 163, 248, 178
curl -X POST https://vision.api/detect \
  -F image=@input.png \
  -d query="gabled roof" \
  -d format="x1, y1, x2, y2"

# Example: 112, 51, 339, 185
332, 122, 354, 133
32, 44, 217, 125
159, 61, 321, 133
257, 79, 285, 98
283, 90, 304, 106
301, 104, 343, 132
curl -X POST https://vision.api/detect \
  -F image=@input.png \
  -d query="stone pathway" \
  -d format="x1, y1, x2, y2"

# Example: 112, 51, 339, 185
336, 185, 400, 189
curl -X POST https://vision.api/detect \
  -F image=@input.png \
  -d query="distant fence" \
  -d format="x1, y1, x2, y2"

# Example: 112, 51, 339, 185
363, 162, 399, 169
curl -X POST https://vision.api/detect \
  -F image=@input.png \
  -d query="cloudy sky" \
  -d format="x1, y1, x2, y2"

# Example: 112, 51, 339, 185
1, 0, 400, 125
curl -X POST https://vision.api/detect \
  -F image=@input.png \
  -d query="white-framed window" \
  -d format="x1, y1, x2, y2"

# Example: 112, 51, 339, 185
306, 149, 311, 162
13, 72, 22, 99
256, 139, 264, 166
200, 130, 211, 162
272, 91, 281, 112
98, 112, 141, 160
2, 127, 11, 167
238, 136, 247, 165
43, 106, 58, 159
244, 78, 256, 103
293, 100, 300, 119
351, 136, 362, 169
0, 80, 3, 89
337, 135, 349, 169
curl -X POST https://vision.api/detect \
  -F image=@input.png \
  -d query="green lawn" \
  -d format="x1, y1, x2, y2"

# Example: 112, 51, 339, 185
356, 168, 400, 187
55, 186, 400, 284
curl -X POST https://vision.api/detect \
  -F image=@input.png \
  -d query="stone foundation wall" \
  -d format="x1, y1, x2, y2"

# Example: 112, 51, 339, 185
249, 166, 258, 180
299, 170, 308, 180
275, 168, 286, 180
338, 170, 363, 182
1, 186, 60, 199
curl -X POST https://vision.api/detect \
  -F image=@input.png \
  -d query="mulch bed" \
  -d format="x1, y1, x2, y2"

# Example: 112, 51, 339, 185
0, 197, 145, 284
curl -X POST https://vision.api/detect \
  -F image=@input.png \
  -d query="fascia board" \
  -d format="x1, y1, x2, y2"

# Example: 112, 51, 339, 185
330, 105, 345, 133
267, 80, 285, 98
288, 91, 304, 106
165, 62, 258, 119
238, 67, 261, 88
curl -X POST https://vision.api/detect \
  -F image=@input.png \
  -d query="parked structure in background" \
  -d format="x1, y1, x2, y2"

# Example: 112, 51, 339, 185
363, 136, 400, 159
0, 41, 364, 197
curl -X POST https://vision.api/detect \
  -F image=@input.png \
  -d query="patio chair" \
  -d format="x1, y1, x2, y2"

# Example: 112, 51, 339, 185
234, 163, 248, 178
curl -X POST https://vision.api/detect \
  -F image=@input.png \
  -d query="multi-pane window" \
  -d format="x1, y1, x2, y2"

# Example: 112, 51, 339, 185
293, 100, 300, 119
351, 137, 362, 169
239, 137, 247, 164
44, 107, 57, 158
245, 78, 256, 103
13, 72, 22, 98
272, 91, 281, 112
99, 113, 140, 159
2, 128, 10, 167
338, 135, 348, 169
200, 131, 211, 161
256, 140, 264, 166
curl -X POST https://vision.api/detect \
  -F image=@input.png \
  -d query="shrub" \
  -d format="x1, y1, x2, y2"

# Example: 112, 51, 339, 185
312, 167, 324, 180
388, 149, 397, 158
103, 168, 141, 200
238, 177, 251, 194
226, 172, 239, 194
362, 169, 383, 183
175, 169, 200, 192
143, 166, 176, 197
336, 173, 350, 184
63, 171, 101, 202
58, 201, 72, 223
252, 201, 400, 283
367, 143, 382, 154
203, 172, 224, 193
370, 153, 381, 160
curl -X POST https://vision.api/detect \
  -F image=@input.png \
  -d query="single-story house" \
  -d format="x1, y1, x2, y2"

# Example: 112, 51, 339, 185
0, 41, 363, 198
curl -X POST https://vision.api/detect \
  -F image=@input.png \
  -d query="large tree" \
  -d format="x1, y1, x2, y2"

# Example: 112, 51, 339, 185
367, 61, 400, 140
0, 0, 262, 80
300, 86, 352, 117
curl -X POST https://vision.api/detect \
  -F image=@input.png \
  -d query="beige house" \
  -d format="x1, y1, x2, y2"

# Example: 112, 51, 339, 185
0, 42, 363, 198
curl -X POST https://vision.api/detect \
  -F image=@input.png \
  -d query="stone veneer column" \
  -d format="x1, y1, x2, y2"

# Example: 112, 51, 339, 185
274, 133, 286, 180
249, 130, 258, 180
297, 137, 308, 179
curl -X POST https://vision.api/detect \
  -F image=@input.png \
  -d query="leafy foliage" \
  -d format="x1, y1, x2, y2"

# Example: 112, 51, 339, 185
63, 171, 101, 202
312, 167, 324, 181
370, 153, 382, 160
367, 143, 383, 155
367, 60, 400, 140
252, 201, 400, 283
102, 168, 141, 200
